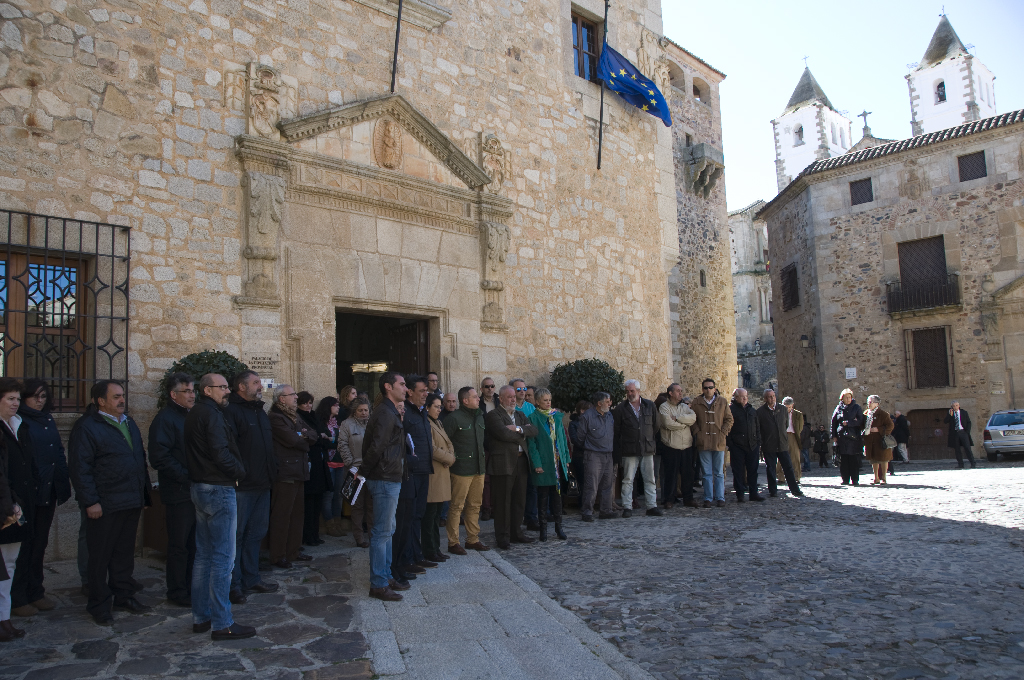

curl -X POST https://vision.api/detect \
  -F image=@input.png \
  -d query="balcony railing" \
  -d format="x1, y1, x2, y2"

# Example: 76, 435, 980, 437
886, 274, 960, 314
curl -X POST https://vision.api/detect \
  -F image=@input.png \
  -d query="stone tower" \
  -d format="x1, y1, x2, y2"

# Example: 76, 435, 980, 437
906, 15, 996, 136
770, 68, 853, 192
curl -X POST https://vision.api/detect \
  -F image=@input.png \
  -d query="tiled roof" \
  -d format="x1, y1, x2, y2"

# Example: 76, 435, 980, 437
728, 199, 766, 216
755, 109, 1024, 220
802, 109, 1024, 176
661, 36, 726, 79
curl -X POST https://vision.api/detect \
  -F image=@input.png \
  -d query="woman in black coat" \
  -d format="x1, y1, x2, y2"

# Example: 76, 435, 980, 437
830, 388, 865, 486
10, 380, 70, 616
297, 393, 335, 546
0, 377, 32, 641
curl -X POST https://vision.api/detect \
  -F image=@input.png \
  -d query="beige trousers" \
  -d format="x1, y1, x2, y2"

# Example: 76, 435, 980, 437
777, 432, 803, 482
446, 474, 485, 546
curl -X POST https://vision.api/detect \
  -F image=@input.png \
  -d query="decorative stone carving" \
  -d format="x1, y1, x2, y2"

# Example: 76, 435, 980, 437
241, 171, 286, 301
653, 61, 671, 99
981, 312, 999, 342
348, 0, 452, 31
637, 29, 658, 80
373, 117, 404, 169
899, 158, 924, 200
481, 134, 512, 194
224, 62, 298, 141
485, 221, 510, 275
681, 143, 725, 198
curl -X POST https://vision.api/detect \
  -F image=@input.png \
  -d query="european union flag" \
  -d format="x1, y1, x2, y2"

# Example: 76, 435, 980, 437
597, 42, 672, 127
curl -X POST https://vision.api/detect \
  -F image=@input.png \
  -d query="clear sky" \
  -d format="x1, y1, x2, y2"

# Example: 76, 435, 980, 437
662, 0, 1024, 212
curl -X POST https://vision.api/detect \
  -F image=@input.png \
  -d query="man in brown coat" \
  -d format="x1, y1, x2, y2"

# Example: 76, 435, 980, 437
267, 385, 319, 568
689, 378, 734, 508
484, 386, 538, 549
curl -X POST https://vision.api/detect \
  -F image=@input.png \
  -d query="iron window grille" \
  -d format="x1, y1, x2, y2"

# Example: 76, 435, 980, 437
905, 326, 954, 389
571, 13, 600, 83
957, 151, 987, 182
780, 263, 799, 311
850, 178, 873, 206
0, 210, 130, 410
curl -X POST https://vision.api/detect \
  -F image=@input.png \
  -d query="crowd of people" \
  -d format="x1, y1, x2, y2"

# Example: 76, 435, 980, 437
0, 371, 982, 638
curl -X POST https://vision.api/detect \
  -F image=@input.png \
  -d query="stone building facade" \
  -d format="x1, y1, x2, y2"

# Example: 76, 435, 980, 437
759, 110, 1024, 454
729, 199, 775, 406
0, 0, 735, 556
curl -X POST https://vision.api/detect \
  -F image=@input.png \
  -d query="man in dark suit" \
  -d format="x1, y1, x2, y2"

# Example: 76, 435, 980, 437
944, 401, 976, 469
754, 389, 803, 497
484, 385, 538, 549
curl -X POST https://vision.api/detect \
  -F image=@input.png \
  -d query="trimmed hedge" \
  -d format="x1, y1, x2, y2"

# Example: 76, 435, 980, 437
547, 358, 625, 411
157, 350, 248, 407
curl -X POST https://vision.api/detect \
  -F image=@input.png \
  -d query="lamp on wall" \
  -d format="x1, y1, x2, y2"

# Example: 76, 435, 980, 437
747, 304, 752, 315
800, 334, 810, 348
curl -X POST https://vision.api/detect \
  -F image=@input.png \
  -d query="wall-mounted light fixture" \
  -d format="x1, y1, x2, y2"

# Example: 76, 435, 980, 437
800, 334, 810, 348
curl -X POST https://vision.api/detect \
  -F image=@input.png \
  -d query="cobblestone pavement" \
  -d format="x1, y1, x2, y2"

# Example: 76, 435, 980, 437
501, 460, 1024, 680
0, 547, 371, 680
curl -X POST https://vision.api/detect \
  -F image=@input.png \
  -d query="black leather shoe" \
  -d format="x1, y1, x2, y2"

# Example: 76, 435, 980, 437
598, 512, 619, 519
273, 559, 293, 569
581, 515, 594, 522
512, 534, 535, 544
388, 578, 411, 591
113, 597, 152, 614
621, 509, 632, 518
294, 553, 314, 562
211, 623, 257, 640
792, 490, 805, 497
405, 564, 427, 575
769, 491, 778, 497
169, 597, 192, 607
496, 541, 511, 550
736, 495, 746, 503
229, 589, 247, 605
93, 612, 114, 625
415, 559, 438, 569
749, 494, 766, 502
246, 581, 279, 594
646, 507, 664, 516
524, 520, 541, 531
193, 620, 212, 633
394, 571, 417, 581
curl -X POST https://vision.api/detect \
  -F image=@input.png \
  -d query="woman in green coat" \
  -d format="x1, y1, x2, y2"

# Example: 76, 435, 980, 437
527, 389, 570, 541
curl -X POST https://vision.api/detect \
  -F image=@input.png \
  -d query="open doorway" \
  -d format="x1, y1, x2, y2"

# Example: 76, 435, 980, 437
905, 408, 952, 460
336, 311, 429, 402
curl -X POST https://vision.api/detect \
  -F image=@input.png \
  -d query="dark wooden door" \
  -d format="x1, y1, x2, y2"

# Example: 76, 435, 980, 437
388, 320, 428, 378
905, 408, 952, 460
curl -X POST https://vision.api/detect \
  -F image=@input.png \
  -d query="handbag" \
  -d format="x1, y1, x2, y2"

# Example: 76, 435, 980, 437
565, 469, 580, 498
882, 434, 897, 449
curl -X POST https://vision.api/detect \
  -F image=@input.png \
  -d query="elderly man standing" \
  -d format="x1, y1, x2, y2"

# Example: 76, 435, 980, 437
185, 374, 255, 640
69, 380, 152, 624
658, 383, 695, 509
756, 389, 804, 497
148, 372, 196, 607
781, 397, 805, 483
361, 372, 409, 601
727, 388, 764, 502
224, 370, 279, 603
614, 380, 662, 517
690, 378, 734, 508
267, 385, 319, 569
443, 387, 489, 554
579, 392, 616, 521
944, 401, 976, 469
485, 385, 538, 549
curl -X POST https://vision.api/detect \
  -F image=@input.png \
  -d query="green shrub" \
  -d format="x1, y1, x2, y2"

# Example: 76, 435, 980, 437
547, 358, 625, 411
157, 350, 248, 408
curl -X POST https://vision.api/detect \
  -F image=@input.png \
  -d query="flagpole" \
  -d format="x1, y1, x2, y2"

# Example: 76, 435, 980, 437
596, 0, 609, 169
390, 0, 405, 93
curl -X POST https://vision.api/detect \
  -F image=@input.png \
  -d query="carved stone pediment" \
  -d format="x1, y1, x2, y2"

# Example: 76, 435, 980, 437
349, 0, 451, 30
280, 94, 492, 191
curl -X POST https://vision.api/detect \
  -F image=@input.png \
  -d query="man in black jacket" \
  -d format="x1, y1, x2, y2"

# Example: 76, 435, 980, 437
754, 389, 803, 498
727, 388, 765, 502
944, 401, 976, 469
892, 411, 910, 463
361, 372, 408, 601
224, 370, 279, 601
69, 380, 152, 624
148, 372, 195, 607
613, 380, 662, 517
485, 386, 539, 549
185, 373, 255, 641
396, 376, 434, 579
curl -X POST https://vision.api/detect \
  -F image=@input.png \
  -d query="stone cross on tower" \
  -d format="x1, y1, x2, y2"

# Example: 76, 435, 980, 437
802, 55, 809, 67
858, 109, 872, 137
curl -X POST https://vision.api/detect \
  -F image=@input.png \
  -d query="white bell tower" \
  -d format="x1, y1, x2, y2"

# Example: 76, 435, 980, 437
770, 67, 853, 193
906, 15, 996, 136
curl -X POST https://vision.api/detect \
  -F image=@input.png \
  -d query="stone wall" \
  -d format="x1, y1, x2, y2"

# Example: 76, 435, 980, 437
763, 117, 1024, 430
662, 43, 736, 399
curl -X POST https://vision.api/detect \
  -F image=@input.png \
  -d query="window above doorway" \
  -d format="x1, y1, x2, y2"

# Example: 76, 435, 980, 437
570, 12, 601, 83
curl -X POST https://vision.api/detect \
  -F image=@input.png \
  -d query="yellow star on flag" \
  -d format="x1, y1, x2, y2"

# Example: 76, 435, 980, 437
642, 105, 649, 111
648, 89, 654, 95
619, 69, 626, 76
650, 99, 656, 104
631, 74, 637, 79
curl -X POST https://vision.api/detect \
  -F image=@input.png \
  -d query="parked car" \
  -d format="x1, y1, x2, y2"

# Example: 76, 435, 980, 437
982, 410, 1024, 461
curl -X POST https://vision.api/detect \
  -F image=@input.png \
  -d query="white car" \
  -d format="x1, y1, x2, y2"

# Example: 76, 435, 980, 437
982, 410, 1024, 461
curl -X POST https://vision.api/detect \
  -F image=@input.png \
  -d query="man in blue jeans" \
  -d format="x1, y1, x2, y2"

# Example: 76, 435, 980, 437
689, 378, 734, 508
223, 370, 279, 603
360, 372, 409, 601
184, 373, 255, 640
